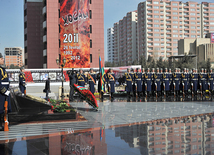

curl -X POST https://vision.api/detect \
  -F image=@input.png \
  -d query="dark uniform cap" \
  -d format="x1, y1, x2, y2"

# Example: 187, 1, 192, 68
20, 66, 25, 71
0, 53, 2, 58
127, 68, 130, 71
79, 69, 83, 71
90, 68, 93, 71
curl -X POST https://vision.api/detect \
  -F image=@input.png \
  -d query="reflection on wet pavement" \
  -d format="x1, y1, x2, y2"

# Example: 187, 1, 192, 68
0, 95, 214, 154
0, 114, 214, 155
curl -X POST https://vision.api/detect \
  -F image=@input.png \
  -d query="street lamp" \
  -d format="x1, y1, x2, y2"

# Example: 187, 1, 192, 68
56, 55, 66, 100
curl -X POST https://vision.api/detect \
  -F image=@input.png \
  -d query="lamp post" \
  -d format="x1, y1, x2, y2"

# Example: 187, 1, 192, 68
56, 55, 66, 100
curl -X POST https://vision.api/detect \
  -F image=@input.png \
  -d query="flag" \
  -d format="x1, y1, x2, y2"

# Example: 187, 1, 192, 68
99, 56, 105, 92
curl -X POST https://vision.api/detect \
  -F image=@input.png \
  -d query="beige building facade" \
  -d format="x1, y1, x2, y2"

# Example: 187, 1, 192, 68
178, 35, 214, 67
4, 47, 24, 68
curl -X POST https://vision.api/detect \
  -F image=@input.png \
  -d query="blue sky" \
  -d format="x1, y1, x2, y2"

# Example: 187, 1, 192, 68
0, 0, 213, 61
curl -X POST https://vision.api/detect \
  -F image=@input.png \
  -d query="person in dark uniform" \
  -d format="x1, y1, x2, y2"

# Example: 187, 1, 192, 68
181, 68, 189, 96
144, 68, 153, 98
134, 68, 142, 100
199, 68, 207, 95
141, 68, 145, 97
208, 69, 214, 94
88, 68, 96, 95
107, 68, 115, 101
191, 68, 198, 96
163, 68, 170, 97
67, 69, 77, 101
153, 68, 162, 98
124, 68, 134, 101
19, 67, 26, 95
151, 68, 156, 96
131, 68, 136, 99
44, 78, 50, 100
77, 69, 86, 87
168, 68, 173, 95
173, 68, 181, 97
0, 53, 11, 130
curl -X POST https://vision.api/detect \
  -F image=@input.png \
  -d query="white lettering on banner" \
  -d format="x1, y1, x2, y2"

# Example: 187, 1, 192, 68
63, 33, 79, 43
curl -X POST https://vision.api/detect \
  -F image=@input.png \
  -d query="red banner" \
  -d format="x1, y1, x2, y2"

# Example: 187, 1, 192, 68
60, 0, 90, 68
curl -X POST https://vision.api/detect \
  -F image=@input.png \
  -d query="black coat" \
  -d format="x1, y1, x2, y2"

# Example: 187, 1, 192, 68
45, 79, 50, 91
69, 72, 77, 86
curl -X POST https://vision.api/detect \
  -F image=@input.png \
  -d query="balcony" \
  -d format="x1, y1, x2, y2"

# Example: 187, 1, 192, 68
43, 21, 47, 28
43, 35, 47, 42
43, 49, 47, 56
42, 6, 46, 14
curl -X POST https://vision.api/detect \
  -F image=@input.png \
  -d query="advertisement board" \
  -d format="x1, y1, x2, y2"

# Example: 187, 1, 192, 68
211, 33, 214, 43
60, 0, 90, 68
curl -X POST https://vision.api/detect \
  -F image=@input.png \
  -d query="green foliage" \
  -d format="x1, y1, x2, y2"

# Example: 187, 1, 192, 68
49, 99, 74, 113
9, 64, 20, 69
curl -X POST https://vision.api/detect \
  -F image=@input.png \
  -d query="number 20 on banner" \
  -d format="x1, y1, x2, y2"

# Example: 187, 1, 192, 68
63, 33, 79, 43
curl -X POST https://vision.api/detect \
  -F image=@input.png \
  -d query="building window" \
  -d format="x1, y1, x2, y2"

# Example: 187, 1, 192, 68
89, 0, 92, 4
89, 10, 92, 19
153, 1, 159, 4
24, 22, 27, 29
24, 9, 27, 16
25, 59, 27, 65
90, 54, 92, 63
90, 39, 92, 48
44, 56, 47, 63
90, 25, 92, 33
25, 47, 27, 53
24, 34, 27, 41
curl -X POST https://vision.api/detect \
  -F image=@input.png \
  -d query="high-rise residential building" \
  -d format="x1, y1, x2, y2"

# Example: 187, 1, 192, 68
107, 28, 114, 63
108, 11, 137, 66
109, 0, 214, 65
137, 0, 214, 60
4, 47, 24, 68
24, 0, 104, 69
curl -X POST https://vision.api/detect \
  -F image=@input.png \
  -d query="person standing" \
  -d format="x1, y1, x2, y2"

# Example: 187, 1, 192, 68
88, 68, 96, 95
208, 69, 214, 94
144, 68, 153, 98
107, 68, 115, 101
19, 67, 26, 96
124, 68, 134, 101
67, 69, 77, 102
0, 53, 11, 130
44, 78, 50, 101
134, 68, 142, 100
77, 69, 86, 87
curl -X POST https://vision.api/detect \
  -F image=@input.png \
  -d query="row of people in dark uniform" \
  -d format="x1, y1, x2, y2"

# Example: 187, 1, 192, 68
68, 67, 214, 101
122, 67, 214, 101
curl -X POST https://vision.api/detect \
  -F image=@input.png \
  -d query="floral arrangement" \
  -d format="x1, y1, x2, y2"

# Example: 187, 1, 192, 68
73, 84, 98, 109
49, 99, 75, 113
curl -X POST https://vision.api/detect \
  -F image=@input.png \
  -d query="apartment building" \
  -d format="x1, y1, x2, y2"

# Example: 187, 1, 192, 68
108, 11, 138, 66
4, 47, 24, 68
24, 0, 104, 69
107, 28, 114, 63
108, 0, 214, 65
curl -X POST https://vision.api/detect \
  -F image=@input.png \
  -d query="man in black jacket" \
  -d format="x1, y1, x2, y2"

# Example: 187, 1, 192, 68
68, 69, 77, 101
45, 78, 50, 101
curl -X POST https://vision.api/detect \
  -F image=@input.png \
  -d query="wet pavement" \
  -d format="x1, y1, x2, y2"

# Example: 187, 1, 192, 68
0, 96, 214, 154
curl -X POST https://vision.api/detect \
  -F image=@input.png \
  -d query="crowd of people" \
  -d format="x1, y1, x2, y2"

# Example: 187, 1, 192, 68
68, 67, 214, 102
